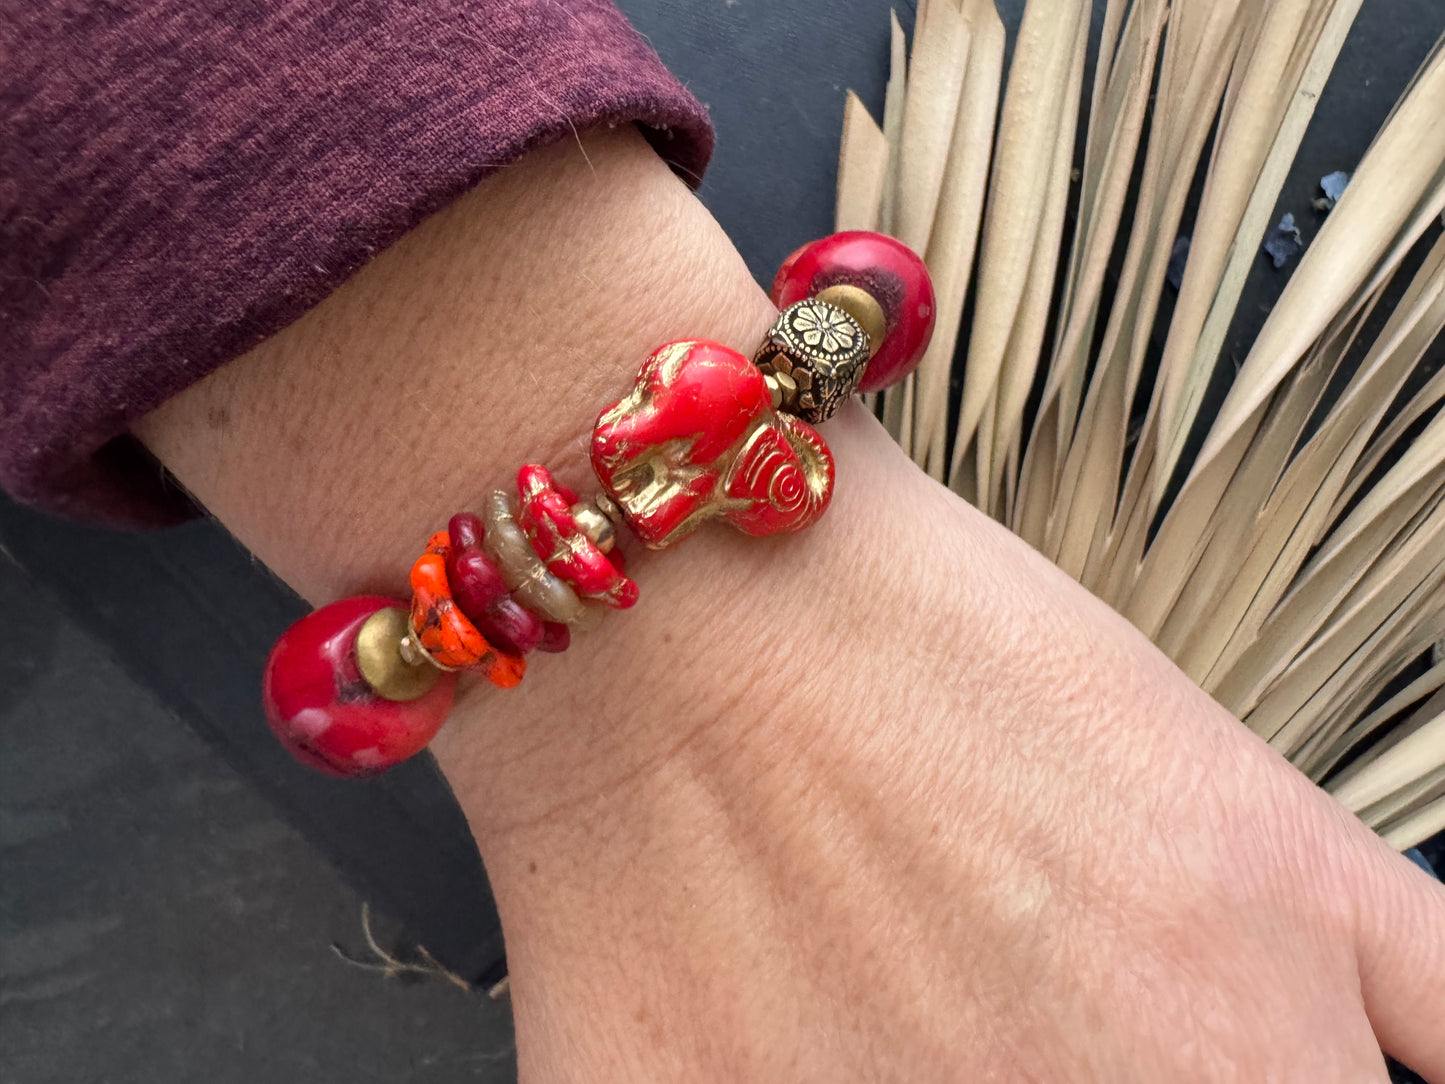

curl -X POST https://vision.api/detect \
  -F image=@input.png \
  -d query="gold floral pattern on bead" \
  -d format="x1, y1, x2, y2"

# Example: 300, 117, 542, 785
753, 299, 870, 424
789, 300, 859, 354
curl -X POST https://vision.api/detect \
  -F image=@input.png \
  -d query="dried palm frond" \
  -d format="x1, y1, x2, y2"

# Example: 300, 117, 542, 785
838, 0, 1445, 849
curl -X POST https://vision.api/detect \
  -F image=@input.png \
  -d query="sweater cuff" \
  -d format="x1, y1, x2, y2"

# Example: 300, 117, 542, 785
1, 0, 714, 526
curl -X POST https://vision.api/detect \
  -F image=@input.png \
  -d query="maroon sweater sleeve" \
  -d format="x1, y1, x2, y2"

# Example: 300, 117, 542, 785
0, 0, 713, 526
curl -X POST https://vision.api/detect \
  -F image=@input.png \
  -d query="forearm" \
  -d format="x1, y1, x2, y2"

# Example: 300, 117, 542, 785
137, 127, 771, 601
135, 125, 937, 1073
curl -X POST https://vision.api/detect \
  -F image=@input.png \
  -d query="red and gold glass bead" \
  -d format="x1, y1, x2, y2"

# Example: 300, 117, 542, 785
591, 340, 835, 547
516, 464, 639, 608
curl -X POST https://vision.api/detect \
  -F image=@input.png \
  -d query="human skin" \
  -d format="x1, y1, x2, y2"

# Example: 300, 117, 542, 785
137, 128, 1445, 1082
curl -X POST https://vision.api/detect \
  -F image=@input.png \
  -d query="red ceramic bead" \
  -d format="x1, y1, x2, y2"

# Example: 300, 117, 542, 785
516, 464, 639, 609
445, 513, 547, 656
770, 231, 936, 393
592, 340, 835, 547
262, 596, 458, 777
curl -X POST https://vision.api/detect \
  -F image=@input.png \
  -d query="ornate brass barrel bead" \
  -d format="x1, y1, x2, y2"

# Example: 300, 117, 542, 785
753, 298, 869, 424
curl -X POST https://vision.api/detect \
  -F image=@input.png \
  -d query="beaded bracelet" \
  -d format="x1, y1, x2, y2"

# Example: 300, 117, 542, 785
263, 232, 936, 777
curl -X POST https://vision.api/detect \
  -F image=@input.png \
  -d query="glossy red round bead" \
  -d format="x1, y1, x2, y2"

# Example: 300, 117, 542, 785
770, 231, 936, 393
262, 596, 458, 777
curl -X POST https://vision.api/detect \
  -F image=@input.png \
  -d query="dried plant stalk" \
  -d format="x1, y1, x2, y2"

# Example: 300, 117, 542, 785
836, 92, 890, 233
834, 4, 1445, 849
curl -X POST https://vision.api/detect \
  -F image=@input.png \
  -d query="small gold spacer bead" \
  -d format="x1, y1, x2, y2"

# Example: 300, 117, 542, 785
400, 629, 462, 673
764, 369, 799, 412
397, 632, 427, 668
571, 503, 616, 554
764, 373, 783, 410
816, 284, 887, 358
593, 492, 625, 527
355, 607, 444, 701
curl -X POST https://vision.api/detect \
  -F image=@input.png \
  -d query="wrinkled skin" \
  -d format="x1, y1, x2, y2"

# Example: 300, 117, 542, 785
435, 405, 1445, 1082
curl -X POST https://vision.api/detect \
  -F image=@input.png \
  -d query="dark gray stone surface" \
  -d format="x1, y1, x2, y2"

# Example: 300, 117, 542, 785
0, 557, 515, 1082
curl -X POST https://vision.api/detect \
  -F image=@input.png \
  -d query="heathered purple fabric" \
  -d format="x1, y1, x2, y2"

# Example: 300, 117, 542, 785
0, 0, 713, 526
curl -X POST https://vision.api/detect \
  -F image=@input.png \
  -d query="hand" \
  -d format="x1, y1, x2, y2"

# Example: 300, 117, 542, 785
139, 128, 1445, 1082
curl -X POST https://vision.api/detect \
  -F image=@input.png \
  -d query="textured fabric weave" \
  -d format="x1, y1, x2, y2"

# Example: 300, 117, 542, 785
1, 0, 713, 525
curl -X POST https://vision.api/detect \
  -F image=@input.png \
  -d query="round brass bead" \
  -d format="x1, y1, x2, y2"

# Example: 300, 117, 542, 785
571, 503, 616, 554
816, 284, 887, 358
355, 606, 443, 702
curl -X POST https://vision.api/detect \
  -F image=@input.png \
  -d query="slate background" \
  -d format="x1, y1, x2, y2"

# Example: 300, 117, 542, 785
2, 0, 1442, 1080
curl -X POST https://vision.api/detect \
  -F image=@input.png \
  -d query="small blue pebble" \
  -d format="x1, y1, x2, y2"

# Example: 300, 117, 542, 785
1262, 213, 1303, 269
1320, 171, 1350, 203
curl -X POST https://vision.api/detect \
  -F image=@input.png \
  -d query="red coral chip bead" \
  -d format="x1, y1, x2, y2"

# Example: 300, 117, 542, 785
770, 231, 936, 393
515, 464, 639, 608
445, 513, 548, 656
262, 596, 458, 778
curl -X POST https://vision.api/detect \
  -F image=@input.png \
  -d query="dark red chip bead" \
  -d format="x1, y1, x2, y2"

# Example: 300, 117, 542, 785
448, 511, 486, 552
262, 596, 458, 777
446, 513, 547, 656
770, 231, 936, 393
539, 621, 571, 654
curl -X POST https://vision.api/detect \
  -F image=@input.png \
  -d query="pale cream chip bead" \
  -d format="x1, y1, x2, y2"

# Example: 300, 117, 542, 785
480, 490, 592, 628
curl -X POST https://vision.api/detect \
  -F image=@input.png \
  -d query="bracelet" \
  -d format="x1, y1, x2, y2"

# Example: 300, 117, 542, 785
262, 231, 936, 777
